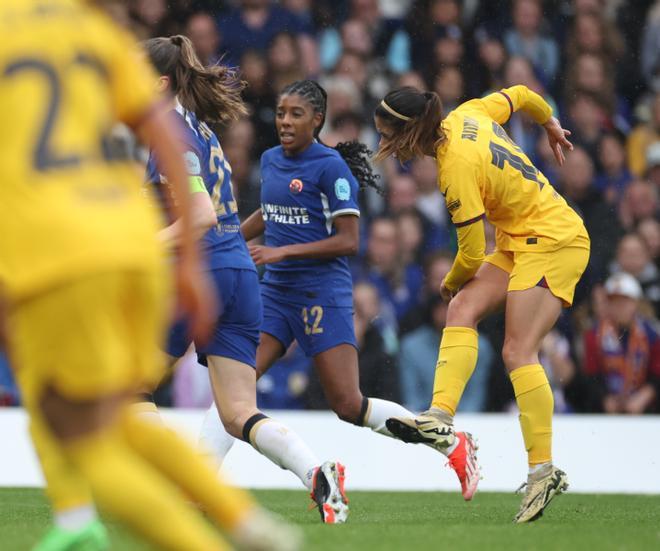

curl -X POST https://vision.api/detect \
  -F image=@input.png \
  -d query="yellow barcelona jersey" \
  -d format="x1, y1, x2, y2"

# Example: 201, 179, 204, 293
0, 0, 163, 300
436, 86, 588, 253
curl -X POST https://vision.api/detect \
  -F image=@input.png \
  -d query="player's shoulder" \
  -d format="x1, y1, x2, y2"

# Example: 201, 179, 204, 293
261, 145, 283, 165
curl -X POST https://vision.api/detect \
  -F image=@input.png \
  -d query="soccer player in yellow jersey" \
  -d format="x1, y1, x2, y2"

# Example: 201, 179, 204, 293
0, 2, 300, 551
374, 85, 590, 523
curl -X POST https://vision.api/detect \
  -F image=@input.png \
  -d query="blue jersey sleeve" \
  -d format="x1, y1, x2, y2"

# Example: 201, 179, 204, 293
319, 156, 360, 219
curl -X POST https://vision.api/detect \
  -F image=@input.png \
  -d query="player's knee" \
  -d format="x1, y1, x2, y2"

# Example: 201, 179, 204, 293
330, 394, 364, 424
222, 406, 259, 440
502, 337, 535, 371
446, 293, 478, 328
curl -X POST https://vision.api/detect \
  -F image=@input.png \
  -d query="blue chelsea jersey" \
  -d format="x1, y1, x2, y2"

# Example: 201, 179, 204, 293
146, 106, 254, 272
260, 142, 360, 306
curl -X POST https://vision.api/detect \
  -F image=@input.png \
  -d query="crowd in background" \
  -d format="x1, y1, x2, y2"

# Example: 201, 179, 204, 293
2, 0, 659, 414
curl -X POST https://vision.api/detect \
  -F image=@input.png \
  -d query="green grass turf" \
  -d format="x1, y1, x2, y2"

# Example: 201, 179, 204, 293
1, 488, 659, 550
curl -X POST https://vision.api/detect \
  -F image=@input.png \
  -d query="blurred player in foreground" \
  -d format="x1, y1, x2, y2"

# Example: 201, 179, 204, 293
0, 1, 298, 550
374, 85, 589, 522
141, 34, 334, 527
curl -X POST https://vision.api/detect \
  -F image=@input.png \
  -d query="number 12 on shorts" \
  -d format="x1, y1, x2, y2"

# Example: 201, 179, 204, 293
302, 306, 324, 335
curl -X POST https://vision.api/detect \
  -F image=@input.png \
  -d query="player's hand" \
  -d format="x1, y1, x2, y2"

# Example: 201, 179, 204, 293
249, 244, 286, 265
543, 116, 573, 166
439, 279, 455, 302
175, 254, 219, 345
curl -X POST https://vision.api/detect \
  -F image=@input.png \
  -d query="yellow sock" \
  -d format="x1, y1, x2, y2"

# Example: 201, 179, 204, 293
510, 364, 553, 466
29, 415, 93, 512
65, 427, 229, 551
431, 327, 479, 416
121, 412, 256, 532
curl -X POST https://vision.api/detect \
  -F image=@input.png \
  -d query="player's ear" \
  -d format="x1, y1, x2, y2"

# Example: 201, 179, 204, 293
156, 76, 170, 94
312, 111, 324, 132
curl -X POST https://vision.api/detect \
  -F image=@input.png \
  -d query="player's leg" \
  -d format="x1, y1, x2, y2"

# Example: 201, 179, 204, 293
10, 273, 230, 551
504, 244, 588, 523
207, 355, 319, 490
386, 260, 509, 443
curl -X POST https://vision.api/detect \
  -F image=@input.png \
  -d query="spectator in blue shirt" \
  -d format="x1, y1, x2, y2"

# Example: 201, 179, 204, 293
399, 294, 494, 412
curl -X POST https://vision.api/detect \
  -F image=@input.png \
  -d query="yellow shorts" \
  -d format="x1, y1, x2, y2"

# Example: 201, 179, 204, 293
484, 233, 590, 307
8, 268, 169, 403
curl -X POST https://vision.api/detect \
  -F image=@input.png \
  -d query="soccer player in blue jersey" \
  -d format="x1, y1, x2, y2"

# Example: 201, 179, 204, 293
237, 80, 476, 507
143, 36, 342, 527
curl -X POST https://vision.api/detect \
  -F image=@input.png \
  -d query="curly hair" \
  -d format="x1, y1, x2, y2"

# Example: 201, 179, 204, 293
143, 35, 247, 125
280, 80, 382, 194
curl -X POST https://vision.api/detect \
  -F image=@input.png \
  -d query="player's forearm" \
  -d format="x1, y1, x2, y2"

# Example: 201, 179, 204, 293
443, 220, 486, 292
505, 85, 553, 125
157, 194, 216, 246
280, 233, 358, 261
241, 209, 265, 241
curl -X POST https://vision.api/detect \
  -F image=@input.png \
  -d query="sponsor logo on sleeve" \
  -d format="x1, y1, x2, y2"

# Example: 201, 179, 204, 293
334, 177, 351, 201
447, 199, 462, 213
184, 151, 202, 175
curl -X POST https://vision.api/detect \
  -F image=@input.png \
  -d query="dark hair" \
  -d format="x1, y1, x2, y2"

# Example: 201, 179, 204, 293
280, 79, 382, 193
374, 87, 444, 163
143, 35, 247, 125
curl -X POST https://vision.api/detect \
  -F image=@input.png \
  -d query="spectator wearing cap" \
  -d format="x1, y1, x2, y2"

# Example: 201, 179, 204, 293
611, 233, 660, 318
503, 0, 559, 86
626, 92, 660, 177
398, 294, 493, 412
572, 273, 660, 414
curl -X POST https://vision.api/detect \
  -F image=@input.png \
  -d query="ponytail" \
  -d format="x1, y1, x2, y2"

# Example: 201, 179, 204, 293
280, 79, 382, 194
374, 88, 445, 162
143, 35, 247, 125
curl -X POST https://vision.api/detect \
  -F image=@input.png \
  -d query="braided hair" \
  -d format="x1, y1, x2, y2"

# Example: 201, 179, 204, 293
280, 80, 382, 194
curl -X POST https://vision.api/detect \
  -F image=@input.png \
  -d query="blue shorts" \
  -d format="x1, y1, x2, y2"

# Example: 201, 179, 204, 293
261, 284, 356, 358
166, 269, 261, 367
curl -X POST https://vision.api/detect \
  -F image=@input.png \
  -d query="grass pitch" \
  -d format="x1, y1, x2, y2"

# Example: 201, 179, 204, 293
1, 488, 658, 550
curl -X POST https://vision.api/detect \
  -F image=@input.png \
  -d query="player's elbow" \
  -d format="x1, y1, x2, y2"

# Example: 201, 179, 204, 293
341, 234, 359, 256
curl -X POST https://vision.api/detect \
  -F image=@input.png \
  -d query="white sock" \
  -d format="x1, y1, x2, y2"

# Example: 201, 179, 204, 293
252, 419, 319, 490
366, 398, 457, 457
529, 462, 551, 475
363, 397, 416, 438
198, 403, 236, 468
54, 504, 97, 531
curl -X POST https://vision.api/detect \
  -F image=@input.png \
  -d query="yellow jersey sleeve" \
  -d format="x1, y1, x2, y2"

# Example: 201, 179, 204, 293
465, 85, 553, 126
106, 28, 159, 127
443, 219, 486, 292
439, 154, 485, 227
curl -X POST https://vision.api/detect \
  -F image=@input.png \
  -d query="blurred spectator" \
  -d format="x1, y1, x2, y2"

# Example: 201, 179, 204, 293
387, 173, 418, 214
184, 12, 221, 66
611, 233, 660, 317
538, 330, 577, 413
504, 0, 559, 85
645, 141, 660, 186
573, 273, 660, 414
638, 217, 660, 264
433, 65, 464, 112
567, 91, 606, 162
267, 31, 305, 94
626, 92, 660, 177
594, 132, 633, 204
217, 0, 306, 68
559, 146, 621, 284
641, 1, 660, 92
396, 209, 424, 267
618, 180, 659, 232
398, 294, 493, 412
473, 28, 507, 94
354, 216, 424, 325
565, 11, 624, 64
239, 49, 279, 152
353, 282, 400, 401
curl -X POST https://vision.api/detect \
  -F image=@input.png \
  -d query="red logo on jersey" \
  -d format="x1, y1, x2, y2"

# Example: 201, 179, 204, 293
289, 179, 303, 193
